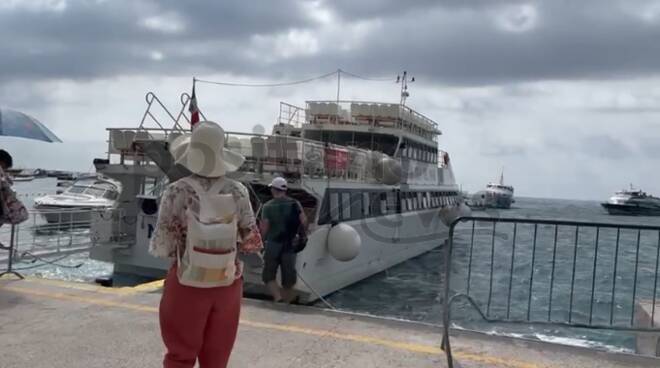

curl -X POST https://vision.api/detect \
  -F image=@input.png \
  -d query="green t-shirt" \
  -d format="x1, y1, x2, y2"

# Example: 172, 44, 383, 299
261, 197, 300, 242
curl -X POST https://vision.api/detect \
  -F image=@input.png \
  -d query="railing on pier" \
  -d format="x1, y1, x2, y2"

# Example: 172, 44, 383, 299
0, 208, 130, 277
441, 216, 660, 367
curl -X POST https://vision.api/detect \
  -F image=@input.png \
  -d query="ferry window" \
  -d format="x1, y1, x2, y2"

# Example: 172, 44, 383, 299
330, 192, 340, 221
370, 192, 382, 215
363, 192, 370, 216
341, 192, 351, 220
350, 192, 363, 220
372, 134, 399, 156
386, 191, 398, 214
418, 192, 425, 208
406, 192, 413, 211
380, 192, 387, 214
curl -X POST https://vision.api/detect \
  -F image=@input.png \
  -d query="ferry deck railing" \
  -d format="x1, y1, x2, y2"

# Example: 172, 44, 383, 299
103, 92, 453, 186
106, 126, 453, 185
441, 216, 660, 367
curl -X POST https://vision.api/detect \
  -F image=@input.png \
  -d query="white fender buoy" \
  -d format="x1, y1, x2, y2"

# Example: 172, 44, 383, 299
439, 203, 472, 226
374, 157, 402, 185
327, 223, 361, 262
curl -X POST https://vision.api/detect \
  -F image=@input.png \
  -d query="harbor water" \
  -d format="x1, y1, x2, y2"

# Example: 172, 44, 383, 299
8, 178, 660, 353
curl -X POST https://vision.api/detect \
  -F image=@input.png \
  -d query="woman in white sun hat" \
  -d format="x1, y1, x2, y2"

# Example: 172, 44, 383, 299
149, 121, 263, 368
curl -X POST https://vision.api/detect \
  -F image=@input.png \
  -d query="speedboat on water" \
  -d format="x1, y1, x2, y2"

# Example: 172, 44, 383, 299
34, 176, 121, 224
8, 168, 39, 182
601, 186, 660, 216
89, 90, 467, 303
469, 171, 514, 209
12, 175, 35, 182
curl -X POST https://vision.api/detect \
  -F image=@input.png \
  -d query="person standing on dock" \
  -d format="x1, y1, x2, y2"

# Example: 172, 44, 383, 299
149, 121, 263, 368
0, 149, 28, 226
260, 176, 307, 303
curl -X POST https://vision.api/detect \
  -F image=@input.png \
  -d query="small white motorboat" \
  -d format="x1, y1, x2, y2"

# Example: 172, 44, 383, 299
34, 176, 121, 225
12, 175, 35, 182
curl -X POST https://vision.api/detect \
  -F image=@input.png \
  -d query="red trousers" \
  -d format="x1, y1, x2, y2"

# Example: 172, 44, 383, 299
159, 266, 242, 368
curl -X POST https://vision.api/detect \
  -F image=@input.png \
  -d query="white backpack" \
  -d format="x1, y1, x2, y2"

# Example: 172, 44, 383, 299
177, 177, 239, 288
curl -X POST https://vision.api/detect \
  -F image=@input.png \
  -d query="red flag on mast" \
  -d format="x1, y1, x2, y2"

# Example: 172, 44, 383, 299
189, 83, 200, 128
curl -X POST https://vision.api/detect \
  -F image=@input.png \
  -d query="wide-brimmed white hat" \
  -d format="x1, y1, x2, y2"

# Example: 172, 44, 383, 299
169, 121, 245, 177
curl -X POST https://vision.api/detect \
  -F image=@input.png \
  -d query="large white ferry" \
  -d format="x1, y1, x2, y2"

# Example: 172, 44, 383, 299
601, 185, 660, 216
469, 171, 514, 209
89, 91, 467, 302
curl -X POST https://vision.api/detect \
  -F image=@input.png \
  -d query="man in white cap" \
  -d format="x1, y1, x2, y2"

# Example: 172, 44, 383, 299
149, 121, 263, 368
259, 176, 307, 303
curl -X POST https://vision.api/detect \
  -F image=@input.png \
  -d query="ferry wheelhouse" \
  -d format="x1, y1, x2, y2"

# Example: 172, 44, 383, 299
89, 92, 466, 302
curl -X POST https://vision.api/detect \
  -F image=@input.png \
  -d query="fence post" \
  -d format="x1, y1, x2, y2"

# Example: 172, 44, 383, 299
0, 225, 24, 279
441, 227, 456, 368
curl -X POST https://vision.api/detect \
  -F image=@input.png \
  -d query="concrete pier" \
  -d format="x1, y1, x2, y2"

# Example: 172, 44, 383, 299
1, 277, 659, 368
635, 300, 660, 357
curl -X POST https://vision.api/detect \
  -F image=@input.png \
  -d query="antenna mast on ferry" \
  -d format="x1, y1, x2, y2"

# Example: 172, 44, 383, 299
397, 70, 415, 105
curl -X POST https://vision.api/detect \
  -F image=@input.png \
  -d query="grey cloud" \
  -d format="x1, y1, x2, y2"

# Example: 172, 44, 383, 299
480, 143, 528, 157
579, 135, 632, 159
323, 0, 527, 20
294, 1, 660, 86
3, 0, 660, 87
0, 0, 310, 82
588, 107, 660, 114
639, 137, 660, 158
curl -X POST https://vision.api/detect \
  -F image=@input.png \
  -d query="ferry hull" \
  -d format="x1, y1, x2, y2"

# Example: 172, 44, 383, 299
244, 208, 450, 303
469, 191, 514, 209
90, 206, 452, 303
601, 203, 660, 216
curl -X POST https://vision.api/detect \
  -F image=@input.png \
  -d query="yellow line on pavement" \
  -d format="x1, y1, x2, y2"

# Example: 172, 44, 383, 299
2, 284, 543, 368
20, 277, 164, 295
128, 279, 164, 292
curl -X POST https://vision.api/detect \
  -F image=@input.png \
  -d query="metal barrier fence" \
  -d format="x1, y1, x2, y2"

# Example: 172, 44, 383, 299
0, 208, 115, 276
441, 216, 660, 367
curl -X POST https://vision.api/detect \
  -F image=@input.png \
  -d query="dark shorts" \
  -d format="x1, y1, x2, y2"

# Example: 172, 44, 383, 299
262, 241, 297, 288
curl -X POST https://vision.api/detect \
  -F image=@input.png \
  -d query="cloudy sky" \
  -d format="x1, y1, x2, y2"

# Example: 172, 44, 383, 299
2, 0, 660, 200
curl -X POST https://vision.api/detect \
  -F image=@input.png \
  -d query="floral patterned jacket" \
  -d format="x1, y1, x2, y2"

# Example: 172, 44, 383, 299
149, 175, 263, 278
